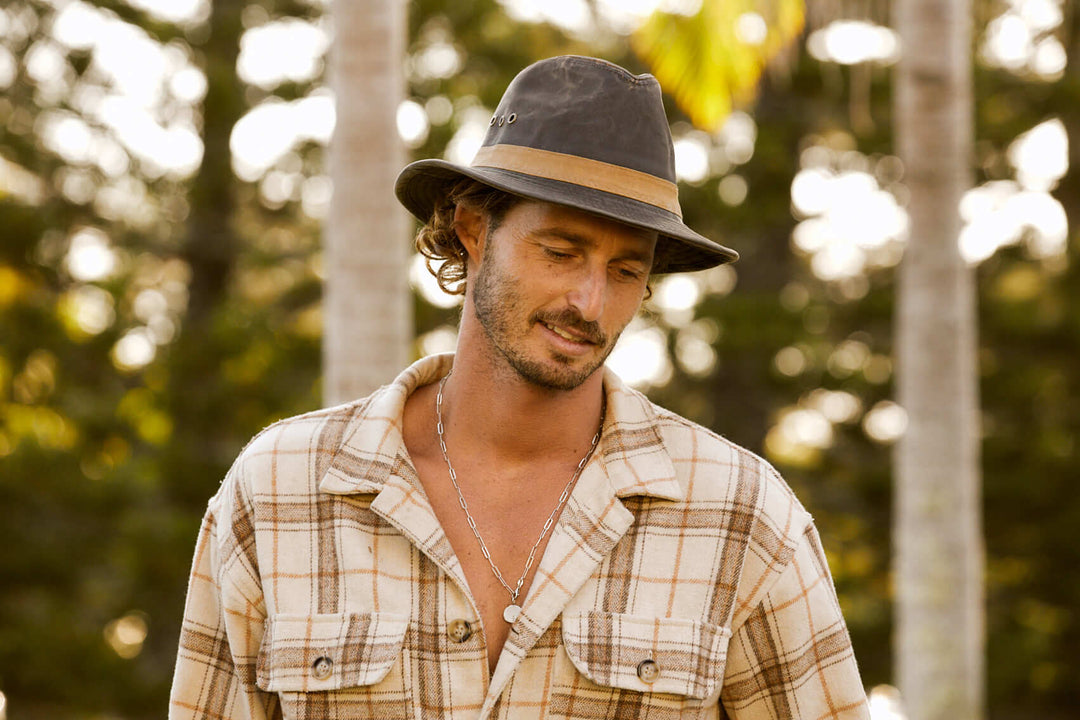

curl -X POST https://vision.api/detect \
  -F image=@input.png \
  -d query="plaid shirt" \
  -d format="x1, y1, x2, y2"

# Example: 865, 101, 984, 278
170, 353, 869, 719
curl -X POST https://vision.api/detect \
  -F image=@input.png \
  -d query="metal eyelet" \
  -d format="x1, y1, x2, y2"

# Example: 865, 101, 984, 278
506, 112, 517, 124
489, 115, 497, 126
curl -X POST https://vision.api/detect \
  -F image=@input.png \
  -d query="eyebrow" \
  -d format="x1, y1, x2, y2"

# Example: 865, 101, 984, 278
534, 227, 655, 264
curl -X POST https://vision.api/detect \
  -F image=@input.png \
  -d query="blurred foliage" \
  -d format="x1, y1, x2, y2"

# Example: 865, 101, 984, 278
0, 0, 1077, 718
633, 0, 805, 130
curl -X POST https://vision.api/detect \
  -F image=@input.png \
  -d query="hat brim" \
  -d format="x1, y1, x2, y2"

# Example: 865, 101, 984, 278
395, 159, 738, 273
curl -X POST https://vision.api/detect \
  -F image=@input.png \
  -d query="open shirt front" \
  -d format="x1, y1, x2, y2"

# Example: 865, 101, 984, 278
169, 353, 869, 719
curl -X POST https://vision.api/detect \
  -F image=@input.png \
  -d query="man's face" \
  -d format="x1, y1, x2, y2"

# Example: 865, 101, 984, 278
469, 200, 657, 391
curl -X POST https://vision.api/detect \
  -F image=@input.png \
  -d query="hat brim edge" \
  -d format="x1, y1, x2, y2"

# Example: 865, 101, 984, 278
395, 159, 738, 273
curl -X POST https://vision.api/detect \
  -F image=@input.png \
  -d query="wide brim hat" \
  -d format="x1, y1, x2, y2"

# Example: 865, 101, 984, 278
395, 55, 738, 273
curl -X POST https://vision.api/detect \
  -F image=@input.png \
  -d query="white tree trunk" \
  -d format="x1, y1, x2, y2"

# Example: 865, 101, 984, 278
325, 0, 411, 404
893, 0, 984, 718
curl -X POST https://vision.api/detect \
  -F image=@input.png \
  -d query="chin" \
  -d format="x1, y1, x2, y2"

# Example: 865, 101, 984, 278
507, 348, 608, 392
525, 370, 596, 392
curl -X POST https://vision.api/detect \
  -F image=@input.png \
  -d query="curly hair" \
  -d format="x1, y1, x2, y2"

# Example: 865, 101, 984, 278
414, 179, 521, 296
414, 178, 670, 296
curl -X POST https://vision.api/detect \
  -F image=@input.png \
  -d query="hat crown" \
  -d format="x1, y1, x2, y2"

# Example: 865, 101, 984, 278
481, 56, 676, 183
394, 55, 739, 272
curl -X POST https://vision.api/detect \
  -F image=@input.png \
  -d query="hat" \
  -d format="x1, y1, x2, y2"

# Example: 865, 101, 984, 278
394, 55, 738, 273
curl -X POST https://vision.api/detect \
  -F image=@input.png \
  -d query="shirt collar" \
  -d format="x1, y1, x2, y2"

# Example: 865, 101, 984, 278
319, 353, 452, 495
596, 366, 682, 500
319, 353, 682, 502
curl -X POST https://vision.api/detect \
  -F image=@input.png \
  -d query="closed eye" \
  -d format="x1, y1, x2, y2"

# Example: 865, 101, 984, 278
613, 265, 646, 282
543, 247, 574, 260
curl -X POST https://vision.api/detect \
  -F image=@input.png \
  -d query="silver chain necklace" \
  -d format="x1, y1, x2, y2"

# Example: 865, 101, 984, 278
435, 372, 603, 624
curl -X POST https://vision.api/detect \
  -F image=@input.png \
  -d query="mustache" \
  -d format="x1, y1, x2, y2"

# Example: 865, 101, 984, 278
532, 308, 607, 346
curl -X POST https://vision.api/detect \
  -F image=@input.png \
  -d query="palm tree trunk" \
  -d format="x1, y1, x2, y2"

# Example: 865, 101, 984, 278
324, 0, 411, 404
893, 0, 984, 718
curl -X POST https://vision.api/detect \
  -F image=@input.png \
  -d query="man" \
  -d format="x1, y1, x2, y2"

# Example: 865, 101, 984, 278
171, 56, 869, 719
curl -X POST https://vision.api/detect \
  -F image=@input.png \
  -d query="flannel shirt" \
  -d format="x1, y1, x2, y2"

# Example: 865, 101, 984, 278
170, 353, 869, 719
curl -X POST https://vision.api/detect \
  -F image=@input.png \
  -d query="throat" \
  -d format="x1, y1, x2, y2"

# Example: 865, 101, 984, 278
433, 370, 603, 605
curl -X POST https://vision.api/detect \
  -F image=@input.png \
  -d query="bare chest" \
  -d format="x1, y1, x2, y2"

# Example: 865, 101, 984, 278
411, 453, 577, 673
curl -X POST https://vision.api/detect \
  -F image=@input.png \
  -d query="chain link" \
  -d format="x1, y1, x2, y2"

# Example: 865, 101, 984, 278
435, 371, 603, 605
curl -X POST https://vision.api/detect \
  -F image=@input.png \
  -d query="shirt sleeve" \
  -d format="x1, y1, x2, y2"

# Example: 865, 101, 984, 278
169, 482, 274, 720
720, 520, 870, 719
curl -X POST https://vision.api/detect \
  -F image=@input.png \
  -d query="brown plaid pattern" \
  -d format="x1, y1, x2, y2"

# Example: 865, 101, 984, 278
256, 613, 410, 691
170, 354, 869, 719
561, 612, 731, 698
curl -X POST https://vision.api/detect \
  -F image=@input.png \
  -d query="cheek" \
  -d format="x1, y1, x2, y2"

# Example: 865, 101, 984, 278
607, 284, 647, 326
527, 269, 576, 304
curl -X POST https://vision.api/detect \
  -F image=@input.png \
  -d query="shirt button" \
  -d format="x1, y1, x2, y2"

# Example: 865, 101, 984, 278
312, 655, 334, 680
447, 618, 473, 643
637, 659, 660, 684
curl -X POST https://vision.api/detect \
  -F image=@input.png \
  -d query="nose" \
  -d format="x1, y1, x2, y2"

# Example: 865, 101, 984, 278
566, 263, 606, 322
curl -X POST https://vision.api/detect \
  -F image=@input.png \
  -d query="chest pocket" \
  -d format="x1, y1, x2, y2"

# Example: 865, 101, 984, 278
256, 612, 409, 694
560, 611, 731, 703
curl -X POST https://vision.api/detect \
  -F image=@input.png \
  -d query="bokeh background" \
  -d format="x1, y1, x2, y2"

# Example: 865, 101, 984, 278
0, 0, 1076, 717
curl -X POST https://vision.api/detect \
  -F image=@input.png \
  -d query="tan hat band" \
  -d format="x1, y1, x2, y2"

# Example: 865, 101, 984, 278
471, 144, 682, 217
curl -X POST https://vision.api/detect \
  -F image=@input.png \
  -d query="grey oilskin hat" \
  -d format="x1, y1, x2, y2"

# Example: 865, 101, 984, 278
394, 55, 738, 273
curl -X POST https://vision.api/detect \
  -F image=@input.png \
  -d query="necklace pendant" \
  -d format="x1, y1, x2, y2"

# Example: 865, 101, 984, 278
503, 604, 522, 623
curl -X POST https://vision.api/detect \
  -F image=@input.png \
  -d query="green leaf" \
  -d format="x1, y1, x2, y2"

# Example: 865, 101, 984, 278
632, 0, 805, 131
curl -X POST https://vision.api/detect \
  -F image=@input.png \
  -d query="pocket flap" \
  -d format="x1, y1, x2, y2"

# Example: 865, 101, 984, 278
256, 612, 408, 692
561, 612, 731, 700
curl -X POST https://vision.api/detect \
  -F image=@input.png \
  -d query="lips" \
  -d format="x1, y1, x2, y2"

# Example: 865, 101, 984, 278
543, 321, 593, 344
533, 309, 606, 348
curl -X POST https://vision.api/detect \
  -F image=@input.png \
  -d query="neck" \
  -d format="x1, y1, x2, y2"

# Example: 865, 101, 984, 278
442, 322, 605, 463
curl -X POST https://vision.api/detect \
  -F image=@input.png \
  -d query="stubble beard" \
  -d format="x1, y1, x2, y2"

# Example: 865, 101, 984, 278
471, 257, 619, 392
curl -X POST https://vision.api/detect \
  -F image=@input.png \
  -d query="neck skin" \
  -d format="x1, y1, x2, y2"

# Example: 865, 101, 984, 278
439, 294, 605, 466
407, 198, 653, 468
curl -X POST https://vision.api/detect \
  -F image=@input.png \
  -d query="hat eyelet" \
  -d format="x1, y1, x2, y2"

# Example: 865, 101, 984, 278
396, 56, 740, 272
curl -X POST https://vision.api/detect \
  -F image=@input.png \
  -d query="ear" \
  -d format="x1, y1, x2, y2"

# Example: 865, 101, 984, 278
453, 204, 486, 263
